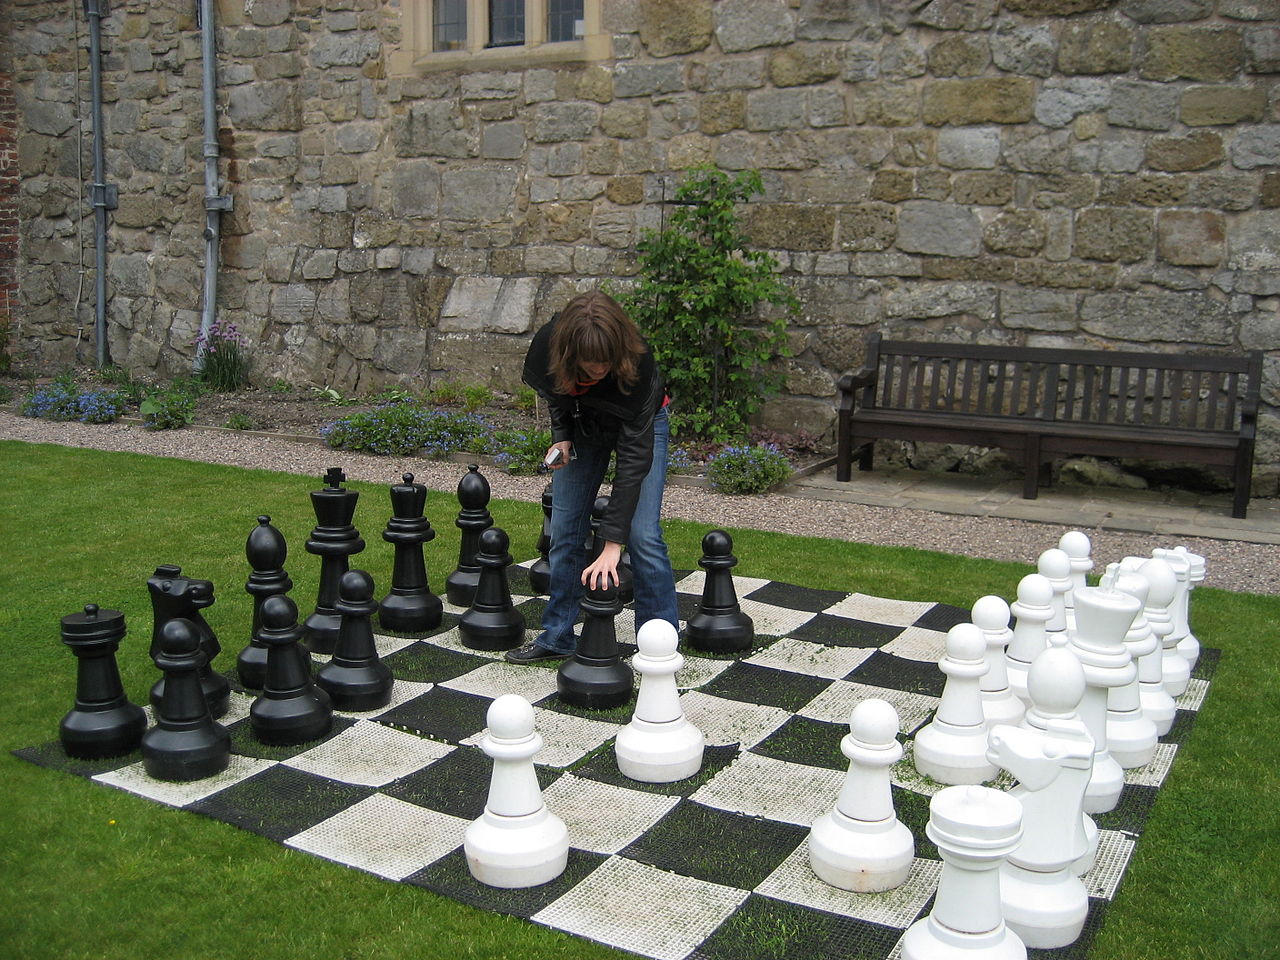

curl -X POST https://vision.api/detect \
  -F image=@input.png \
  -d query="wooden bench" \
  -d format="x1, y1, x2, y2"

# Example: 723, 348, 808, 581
836, 334, 1263, 518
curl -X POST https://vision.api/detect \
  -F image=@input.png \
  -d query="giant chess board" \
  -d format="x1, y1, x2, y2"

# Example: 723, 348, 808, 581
18, 564, 1216, 960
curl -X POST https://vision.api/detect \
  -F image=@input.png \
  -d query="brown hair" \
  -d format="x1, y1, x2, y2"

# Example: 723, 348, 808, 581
549, 291, 646, 395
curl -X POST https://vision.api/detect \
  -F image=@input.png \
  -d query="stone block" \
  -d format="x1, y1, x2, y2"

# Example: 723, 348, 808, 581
600, 103, 648, 139
1074, 208, 1154, 262
1180, 85, 1268, 125
1230, 127, 1280, 169
270, 284, 318, 324
532, 102, 599, 142
301, 250, 338, 280
462, 72, 522, 101
1227, 211, 1280, 271
395, 101, 477, 159
1220, 0, 1280, 20
1262, 172, 1280, 207
884, 281, 998, 321
1057, 22, 1133, 75
1119, 0, 1213, 23
927, 35, 991, 77
1141, 26, 1244, 82
482, 121, 526, 159
1146, 130, 1225, 172
847, 82, 919, 126
525, 246, 575, 273
613, 62, 686, 98
1107, 80, 1179, 130
531, 202, 593, 242
936, 127, 1001, 169
841, 42, 879, 82
640, 0, 713, 56
1035, 77, 1110, 127
547, 143, 584, 175
745, 204, 835, 250
851, 252, 922, 277
1244, 27, 1280, 72
1158, 210, 1225, 266
835, 204, 896, 254
922, 78, 1034, 125
991, 23, 1055, 78
441, 168, 517, 222
577, 66, 614, 104
1097, 173, 1189, 206
227, 80, 301, 131
431, 332, 531, 390
699, 92, 746, 134
309, 31, 380, 69
953, 172, 1014, 206
769, 43, 842, 87
1001, 288, 1077, 332
757, 132, 819, 171
593, 209, 636, 248
715, 0, 796, 53
438, 277, 537, 334
559, 176, 606, 201
1079, 290, 1234, 344
703, 57, 768, 90
871, 169, 914, 202
390, 161, 440, 220
895, 200, 981, 257
809, 88, 847, 127
746, 89, 807, 130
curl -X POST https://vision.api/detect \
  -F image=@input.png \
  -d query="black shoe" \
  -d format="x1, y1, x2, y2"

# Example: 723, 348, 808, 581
505, 642, 566, 664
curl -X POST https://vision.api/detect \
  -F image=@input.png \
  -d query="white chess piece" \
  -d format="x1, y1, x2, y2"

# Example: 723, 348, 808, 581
464, 694, 569, 888
1038, 549, 1073, 647
1006, 574, 1054, 707
1099, 563, 1159, 769
913, 623, 999, 785
1120, 556, 1179, 737
900, 785, 1027, 960
1069, 586, 1141, 814
973, 595, 1025, 728
1166, 545, 1205, 670
1152, 549, 1192, 697
615, 619, 704, 783
1058, 530, 1093, 630
809, 698, 915, 893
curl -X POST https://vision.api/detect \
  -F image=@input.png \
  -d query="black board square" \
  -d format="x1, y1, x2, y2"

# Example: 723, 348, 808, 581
226, 714, 358, 762
505, 564, 534, 597
1191, 646, 1220, 682
750, 715, 848, 771
676, 591, 703, 625
912, 602, 972, 633
699, 661, 834, 712
743, 581, 850, 614
619, 799, 807, 889
692, 894, 906, 960
12, 740, 140, 779
405, 845, 607, 919
376, 686, 492, 743
188, 764, 373, 841
1093, 783, 1159, 837
1162, 708, 1201, 746
375, 610, 461, 642
890, 785, 939, 861
381, 640, 491, 684
789, 614, 903, 648
382, 744, 561, 819
571, 743, 739, 798
845, 650, 946, 698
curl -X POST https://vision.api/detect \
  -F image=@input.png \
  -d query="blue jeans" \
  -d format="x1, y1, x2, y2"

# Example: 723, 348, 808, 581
536, 407, 678, 654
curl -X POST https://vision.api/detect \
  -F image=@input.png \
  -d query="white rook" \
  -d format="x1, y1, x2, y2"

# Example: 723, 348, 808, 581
615, 619, 704, 783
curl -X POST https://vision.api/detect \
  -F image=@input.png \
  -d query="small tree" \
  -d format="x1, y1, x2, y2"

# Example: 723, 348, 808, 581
622, 165, 798, 442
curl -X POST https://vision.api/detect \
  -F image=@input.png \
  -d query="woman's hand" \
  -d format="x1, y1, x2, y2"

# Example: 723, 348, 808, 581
582, 540, 622, 591
544, 440, 573, 471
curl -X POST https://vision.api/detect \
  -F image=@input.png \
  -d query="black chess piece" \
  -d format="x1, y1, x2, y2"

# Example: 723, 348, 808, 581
237, 515, 296, 689
684, 530, 755, 654
589, 495, 634, 603
316, 570, 394, 712
378, 473, 443, 633
303, 467, 365, 654
459, 527, 527, 651
59, 604, 147, 759
142, 617, 232, 782
445, 464, 493, 607
527, 482, 553, 596
147, 564, 231, 719
250, 595, 333, 746
557, 579, 635, 710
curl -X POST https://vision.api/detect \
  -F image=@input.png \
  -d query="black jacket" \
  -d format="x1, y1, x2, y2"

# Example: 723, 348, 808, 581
522, 316, 666, 546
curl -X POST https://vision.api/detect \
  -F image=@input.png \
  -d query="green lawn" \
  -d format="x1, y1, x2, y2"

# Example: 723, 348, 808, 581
1, 440, 1276, 959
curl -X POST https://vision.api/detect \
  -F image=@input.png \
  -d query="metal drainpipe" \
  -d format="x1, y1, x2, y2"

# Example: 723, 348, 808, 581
195, 0, 232, 372
82, 0, 116, 368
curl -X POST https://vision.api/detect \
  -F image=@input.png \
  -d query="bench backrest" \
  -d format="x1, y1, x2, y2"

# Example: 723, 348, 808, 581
865, 335, 1262, 433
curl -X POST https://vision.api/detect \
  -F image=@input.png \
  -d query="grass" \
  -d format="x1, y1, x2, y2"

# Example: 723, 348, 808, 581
1, 440, 1278, 959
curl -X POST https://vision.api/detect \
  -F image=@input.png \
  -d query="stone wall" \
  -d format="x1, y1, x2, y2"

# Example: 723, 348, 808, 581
9, 0, 1280, 493
0, 0, 17, 364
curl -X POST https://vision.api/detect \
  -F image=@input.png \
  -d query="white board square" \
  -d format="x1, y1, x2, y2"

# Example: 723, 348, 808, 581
284, 720, 455, 787
880, 626, 949, 663
340, 679, 434, 719
678, 689, 792, 749
1082, 829, 1135, 900
461, 707, 620, 769
675, 571, 771, 599
1124, 742, 1178, 788
821, 593, 935, 627
746, 637, 877, 680
541, 774, 680, 854
672, 654, 735, 690
1176, 677, 1209, 712
285, 793, 468, 880
372, 632, 422, 658
533, 855, 748, 960
441, 661, 560, 704
799, 679, 939, 735
419, 626, 520, 661
691, 751, 844, 826
94, 754, 276, 807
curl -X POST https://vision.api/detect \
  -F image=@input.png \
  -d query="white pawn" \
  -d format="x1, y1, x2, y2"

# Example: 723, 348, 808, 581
615, 619, 704, 783
900, 785, 1027, 960
464, 694, 569, 888
1163, 545, 1204, 670
1099, 563, 1159, 769
1018, 646, 1098, 877
973, 595, 1025, 728
1121, 556, 1179, 736
1151, 549, 1192, 697
1070, 586, 1141, 814
1038, 549, 1073, 647
913, 623, 998, 785
809, 698, 915, 893
1006, 574, 1054, 707
1058, 530, 1093, 630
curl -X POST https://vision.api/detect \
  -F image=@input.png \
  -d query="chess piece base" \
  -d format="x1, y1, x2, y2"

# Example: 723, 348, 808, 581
316, 663, 394, 712
458, 610, 526, 651
237, 643, 268, 690
557, 656, 633, 710
1106, 712, 1158, 769
1082, 755, 1124, 815
912, 720, 999, 785
1000, 861, 1088, 949
59, 701, 147, 760
809, 809, 914, 893
302, 612, 341, 655
464, 806, 569, 889
141, 723, 231, 782
615, 716, 704, 783
250, 692, 334, 747
901, 914, 1026, 960
378, 592, 443, 634
684, 611, 754, 654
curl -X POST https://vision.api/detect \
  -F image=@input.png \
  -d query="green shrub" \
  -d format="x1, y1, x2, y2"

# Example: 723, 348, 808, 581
268, 378, 292, 395
19, 376, 129, 424
322, 404, 495, 458
140, 380, 201, 430
224, 412, 258, 431
311, 385, 358, 406
98, 365, 147, 406
195, 319, 249, 392
428, 380, 463, 405
0, 384, 12, 405
705, 443, 793, 495
512, 386, 539, 415
491, 427, 553, 474
461, 384, 493, 412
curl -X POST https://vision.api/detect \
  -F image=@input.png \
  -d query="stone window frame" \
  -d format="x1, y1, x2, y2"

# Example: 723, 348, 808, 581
390, 0, 610, 74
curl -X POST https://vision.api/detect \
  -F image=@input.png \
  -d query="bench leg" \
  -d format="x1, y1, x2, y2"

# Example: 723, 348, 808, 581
1231, 442, 1253, 519
836, 415, 852, 482
1022, 437, 1041, 500
857, 439, 873, 472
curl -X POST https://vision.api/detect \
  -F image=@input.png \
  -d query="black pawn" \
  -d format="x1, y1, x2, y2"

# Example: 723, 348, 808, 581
250, 595, 333, 746
527, 483, 553, 596
459, 527, 527, 651
684, 530, 755, 654
378, 473, 443, 632
142, 617, 231, 782
557, 580, 635, 710
59, 604, 146, 759
303, 467, 366, 655
238, 515, 297, 689
316, 570, 394, 711
589, 495, 634, 603
147, 564, 230, 719
445, 464, 494, 607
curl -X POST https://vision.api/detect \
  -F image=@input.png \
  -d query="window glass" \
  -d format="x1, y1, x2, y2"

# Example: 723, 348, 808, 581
547, 0, 584, 42
488, 0, 525, 47
433, 0, 467, 50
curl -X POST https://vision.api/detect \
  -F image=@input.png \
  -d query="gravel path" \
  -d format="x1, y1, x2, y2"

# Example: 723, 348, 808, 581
4, 410, 1275, 595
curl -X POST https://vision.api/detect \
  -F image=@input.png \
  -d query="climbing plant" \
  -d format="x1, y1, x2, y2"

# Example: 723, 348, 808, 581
620, 165, 798, 442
